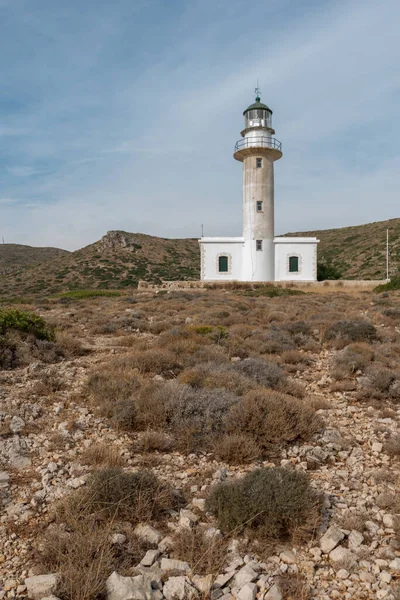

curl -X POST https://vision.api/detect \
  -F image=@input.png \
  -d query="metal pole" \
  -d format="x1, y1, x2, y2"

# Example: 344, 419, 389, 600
386, 228, 389, 280
201, 224, 204, 238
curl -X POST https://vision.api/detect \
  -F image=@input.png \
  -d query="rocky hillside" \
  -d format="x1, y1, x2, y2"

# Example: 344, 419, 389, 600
0, 231, 200, 297
0, 219, 399, 298
1, 288, 400, 599
0, 244, 70, 275
288, 218, 400, 280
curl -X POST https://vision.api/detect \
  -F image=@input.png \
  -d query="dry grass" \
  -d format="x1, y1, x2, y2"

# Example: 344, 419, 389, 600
213, 433, 261, 464
80, 443, 126, 467
171, 527, 228, 576
277, 573, 310, 600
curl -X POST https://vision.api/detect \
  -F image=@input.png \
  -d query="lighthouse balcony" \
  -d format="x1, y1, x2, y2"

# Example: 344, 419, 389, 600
234, 136, 282, 152
233, 136, 282, 162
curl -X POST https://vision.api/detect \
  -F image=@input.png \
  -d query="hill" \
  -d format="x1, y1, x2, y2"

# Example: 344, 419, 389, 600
0, 244, 70, 275
287, 217, 400, 280
0, 219, 398, 297
0, 231, 200, 297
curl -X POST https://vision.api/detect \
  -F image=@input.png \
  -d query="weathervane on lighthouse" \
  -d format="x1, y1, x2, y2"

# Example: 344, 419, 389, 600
199, 87, 319, 282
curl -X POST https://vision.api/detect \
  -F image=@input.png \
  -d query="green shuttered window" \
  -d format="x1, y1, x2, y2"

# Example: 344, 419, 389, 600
289, 256, 299, 272
218, 256, 228, 272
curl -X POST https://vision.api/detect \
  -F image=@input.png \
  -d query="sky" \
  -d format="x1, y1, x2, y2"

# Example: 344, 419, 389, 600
0, 0, 399, 250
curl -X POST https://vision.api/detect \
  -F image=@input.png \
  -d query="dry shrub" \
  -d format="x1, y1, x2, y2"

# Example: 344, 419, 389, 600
40, 519, 120, 600
127, 349, 180, 375
206, 467, 321, 543
179, 363, 255, 396
56, 331, 87, 357
332, 343, 374, 379
60, 468, 177, 523
360, 367, 400, 401
338, 509, 368, 532
384, 433, 400, 457
281, 350, 309, 365
136, 430, 172, 453
171, 527, 228, 576
370, 468, 396, 484
225, 389, 322, 452
323, 320, 377, 347
213, 433, 261, 464
233, 358, 305, 398
80, 443, 125, 467
277, 572, 310, 600
33, 368, 65, 394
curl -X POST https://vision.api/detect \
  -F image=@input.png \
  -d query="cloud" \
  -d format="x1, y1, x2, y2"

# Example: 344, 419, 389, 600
0, 0, 399, 250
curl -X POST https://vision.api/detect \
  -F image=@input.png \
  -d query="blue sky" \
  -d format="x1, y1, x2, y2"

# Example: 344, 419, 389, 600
0, 0, 399, 250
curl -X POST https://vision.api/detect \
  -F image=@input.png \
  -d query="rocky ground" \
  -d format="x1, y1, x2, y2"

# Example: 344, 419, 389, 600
1, 290, 400, 600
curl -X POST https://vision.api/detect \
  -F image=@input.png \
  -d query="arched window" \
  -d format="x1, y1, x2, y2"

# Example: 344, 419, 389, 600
218, 255, 229, 272
289, 256, 299, 273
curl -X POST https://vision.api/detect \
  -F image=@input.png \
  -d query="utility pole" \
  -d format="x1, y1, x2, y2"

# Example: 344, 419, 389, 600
201, 224, 204, 238
386, 228, 389, 281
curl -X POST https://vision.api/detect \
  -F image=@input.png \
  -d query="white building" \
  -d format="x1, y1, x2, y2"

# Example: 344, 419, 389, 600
199, 91, 319, 282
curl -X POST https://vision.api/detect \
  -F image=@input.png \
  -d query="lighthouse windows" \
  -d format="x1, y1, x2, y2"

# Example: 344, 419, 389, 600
256, 158, 262, 168
256, 201, 263, 212
256, 240, 263, 251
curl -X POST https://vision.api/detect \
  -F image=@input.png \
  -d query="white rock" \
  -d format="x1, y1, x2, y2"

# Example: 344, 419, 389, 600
348, 530, 364, 550
279, 550, 296, 564
160, 558, 190, 573
179, 509, 199, 528
264, 584, 282, 600
234, 565, 258, 588
337, 569, 349, 580
192, 574, 212, 595
25, 574, 60, 600
10, 416, 25, 433
383, 514, 394, 528
329, 547, 355, 566
237, 582, 257, 600
380, 570, 392, 583
106, 571, 153, 600
163, 576, 199, 600
140, 550, 160, 567
111, 534, 127, 545
134, 524, 163, 546
320, 526, 345, 553
372, 442, 383, 453
389, 558, 400, 571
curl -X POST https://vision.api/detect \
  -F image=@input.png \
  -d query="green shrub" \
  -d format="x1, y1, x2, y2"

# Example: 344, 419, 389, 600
317, 262, 342, 281
375, 277, 400, 293
0, 308, 54, 341
206, 467, 321, 542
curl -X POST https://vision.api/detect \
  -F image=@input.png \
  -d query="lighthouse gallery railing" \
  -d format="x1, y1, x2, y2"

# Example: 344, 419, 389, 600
234, 137, 282, 152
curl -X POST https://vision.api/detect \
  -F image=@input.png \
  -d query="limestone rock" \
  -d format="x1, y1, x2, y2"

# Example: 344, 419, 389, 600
106, 571, 153, 600
237, 582, 257, 600
134, 524, 163, 546
320, 526, 345, 554
160, 558, 190, 573
264, 584, 282, 600
163, 576, 199, 600
25, 574, 60, 600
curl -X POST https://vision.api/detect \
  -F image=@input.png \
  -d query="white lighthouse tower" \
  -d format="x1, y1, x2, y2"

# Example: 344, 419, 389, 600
233, 87, 282, 281
199, 89, 319, 283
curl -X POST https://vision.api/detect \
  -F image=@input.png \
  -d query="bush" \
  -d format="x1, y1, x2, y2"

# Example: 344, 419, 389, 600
360, 367, 400, 401
225, 389, 322, 452
0, 308, 54, 341
317, 262, 342, 281
213, 433, 260, 464
128, 349, 179, 374
61, 467, 177, 523
233, 358, 286, 389
375, 277, 400, 293
323, 320, 377, 346
206, 467, 321, 542
332, 343, 374, 378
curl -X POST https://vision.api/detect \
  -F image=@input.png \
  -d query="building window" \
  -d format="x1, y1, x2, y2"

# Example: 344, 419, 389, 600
256, 158, 262, 168
256, 240, 262, 251
289, 256, 299, 272
256, 201, 263, 212
218, 255, 229, 272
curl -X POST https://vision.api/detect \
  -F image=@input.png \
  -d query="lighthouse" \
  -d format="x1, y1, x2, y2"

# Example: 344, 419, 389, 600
199, 89, 319, 283
233, 88, 282, 281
